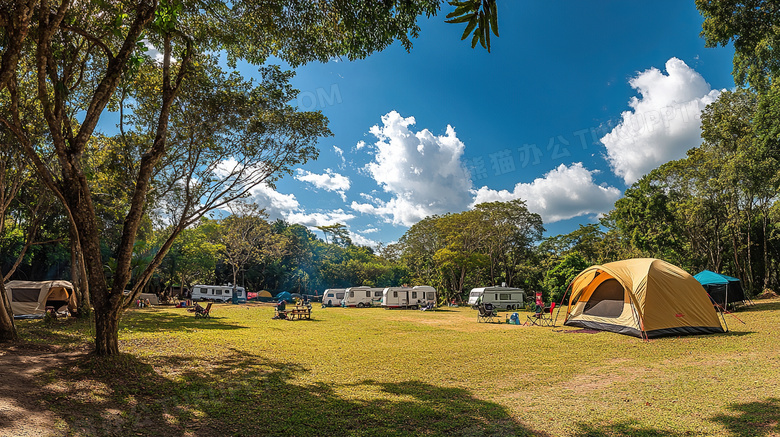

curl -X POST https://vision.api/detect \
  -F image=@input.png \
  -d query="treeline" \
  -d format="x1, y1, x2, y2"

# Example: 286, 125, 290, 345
0, 213, 407, 298
3, 86, 779, 304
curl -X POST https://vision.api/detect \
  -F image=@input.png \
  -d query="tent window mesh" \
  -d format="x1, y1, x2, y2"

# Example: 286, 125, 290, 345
11, 288, 40, 302
583, 278, 624, 318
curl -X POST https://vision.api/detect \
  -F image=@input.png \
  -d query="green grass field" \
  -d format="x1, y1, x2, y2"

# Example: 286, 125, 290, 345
10, 298, 780, 436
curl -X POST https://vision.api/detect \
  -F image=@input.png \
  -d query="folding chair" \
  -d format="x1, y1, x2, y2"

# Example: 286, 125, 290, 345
525, 302, 556, 326
477, 303, 500, 323
195, 302, 212, 318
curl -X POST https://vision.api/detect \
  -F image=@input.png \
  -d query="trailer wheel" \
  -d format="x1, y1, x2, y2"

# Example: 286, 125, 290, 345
357, 302, 364, 308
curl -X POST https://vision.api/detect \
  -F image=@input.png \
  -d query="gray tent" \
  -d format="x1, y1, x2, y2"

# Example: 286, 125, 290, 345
5, 280, 75, 318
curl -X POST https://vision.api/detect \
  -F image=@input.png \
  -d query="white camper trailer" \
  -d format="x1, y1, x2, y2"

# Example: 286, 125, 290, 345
413, 285, 437, 307
467, 286, 525, 310
192, 284, 247, 303
382, 286, 436, 309
342, 287, 384, 307
322, 288, 346, 307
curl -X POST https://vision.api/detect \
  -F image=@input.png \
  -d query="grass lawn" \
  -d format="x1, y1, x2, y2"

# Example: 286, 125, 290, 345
5, 298, 780, 436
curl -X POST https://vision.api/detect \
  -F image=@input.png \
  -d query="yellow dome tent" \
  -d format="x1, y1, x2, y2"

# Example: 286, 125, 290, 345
564, 258, 725, 338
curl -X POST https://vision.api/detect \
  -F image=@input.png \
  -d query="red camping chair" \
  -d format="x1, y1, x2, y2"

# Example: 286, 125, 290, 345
525, 302, 556, 327
195, 302, 212, 318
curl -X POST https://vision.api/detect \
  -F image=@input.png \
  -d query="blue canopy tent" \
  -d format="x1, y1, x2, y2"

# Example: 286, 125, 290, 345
274, 291, 294, 303
694, 270, 747, 308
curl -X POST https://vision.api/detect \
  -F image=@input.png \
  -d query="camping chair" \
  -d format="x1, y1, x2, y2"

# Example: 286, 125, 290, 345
525, 302, 556, 327
195, 302, 212, 319
477, 303, 499, 323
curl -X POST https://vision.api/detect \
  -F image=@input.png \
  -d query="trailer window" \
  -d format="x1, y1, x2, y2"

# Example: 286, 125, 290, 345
427, 292, 435, 300
215, 289, 222, 295
336, 293, 344, 299
499, 293, 511, 300
469, 291, 481, 298
393, 291, 398, 298
411, 291, 418, 299
349, 291, 354, 298
375, 291, 382, 297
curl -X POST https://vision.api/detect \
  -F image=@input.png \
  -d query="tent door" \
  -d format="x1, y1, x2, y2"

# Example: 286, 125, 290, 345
583, 278, 624, 318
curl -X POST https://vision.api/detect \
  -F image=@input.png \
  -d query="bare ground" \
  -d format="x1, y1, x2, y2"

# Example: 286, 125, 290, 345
0, 343, 89, 437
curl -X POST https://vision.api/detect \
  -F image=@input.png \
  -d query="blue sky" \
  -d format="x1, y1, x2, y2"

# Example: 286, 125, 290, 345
232, 1, 735, 247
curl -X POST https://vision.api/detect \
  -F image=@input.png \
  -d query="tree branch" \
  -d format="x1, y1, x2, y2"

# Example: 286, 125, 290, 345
60, 22, 115, 61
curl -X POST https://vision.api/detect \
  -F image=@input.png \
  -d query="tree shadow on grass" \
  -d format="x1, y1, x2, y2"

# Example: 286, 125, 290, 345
735, 300, 780, 313
121, 309, 248, 332
15, 346, 543, 436
710, 398, 780, 437
572, 421, 689, 437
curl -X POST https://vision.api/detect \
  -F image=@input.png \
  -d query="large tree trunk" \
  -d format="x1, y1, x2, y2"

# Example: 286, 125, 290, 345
64, 177, 124, 355
69, 223, 91, 317
0, 281, 18, 342
93, 301, 120, 355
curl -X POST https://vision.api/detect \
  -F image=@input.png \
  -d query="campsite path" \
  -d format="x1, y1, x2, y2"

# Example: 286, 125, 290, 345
0, 344, 86, 437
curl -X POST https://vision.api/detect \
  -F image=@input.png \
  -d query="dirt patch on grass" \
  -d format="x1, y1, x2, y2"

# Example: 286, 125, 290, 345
0, 343, 89, 437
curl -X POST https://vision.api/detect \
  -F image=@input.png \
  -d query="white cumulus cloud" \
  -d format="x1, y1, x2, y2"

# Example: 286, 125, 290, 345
353, 111, 473, 226
333, 146, 346, 167
249, 183, 355, 231
294, 168, 351, 201
248, 183, 300, 221
349, 231, 379, 248
286, 210, 356, 228
471, 163, 621, 223
601, 57, 721, 185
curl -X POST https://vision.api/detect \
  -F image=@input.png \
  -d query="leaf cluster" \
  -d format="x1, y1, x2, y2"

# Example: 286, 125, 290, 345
445, 0, 499, 52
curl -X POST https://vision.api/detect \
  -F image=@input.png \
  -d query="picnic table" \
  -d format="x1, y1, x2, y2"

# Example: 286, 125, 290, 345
277, 305, 312, 320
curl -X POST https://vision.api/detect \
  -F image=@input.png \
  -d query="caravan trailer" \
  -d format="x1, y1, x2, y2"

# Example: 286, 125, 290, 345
342, 287, 384, 307
382, 286, 437, 309
192, 284, 247, 303
467, 286, 525, 310
322, 288, 346, 307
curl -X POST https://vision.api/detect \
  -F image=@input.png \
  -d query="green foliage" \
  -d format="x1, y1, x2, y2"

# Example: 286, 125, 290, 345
316, 223, 352, 247
206, 0, 442, 67
603, 176, 684, 264
541, 252, 589, 304
397, 200, 544, 302
600, 88, 780, 293
156, 219, 222, 288
696, 0, 780, 90
446, 0, 499, 52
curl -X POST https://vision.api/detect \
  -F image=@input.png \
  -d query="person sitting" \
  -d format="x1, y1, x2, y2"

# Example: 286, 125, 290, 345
274, 299, 287, 319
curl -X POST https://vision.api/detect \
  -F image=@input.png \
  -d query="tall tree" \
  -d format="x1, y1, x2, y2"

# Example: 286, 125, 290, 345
0, 1, 441, 355
474, 200, 544, 286
218, 202, 282, 302
697, 0, 780, 90
0, 1, 498, 354
0, 145, 25, 341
